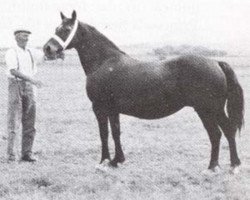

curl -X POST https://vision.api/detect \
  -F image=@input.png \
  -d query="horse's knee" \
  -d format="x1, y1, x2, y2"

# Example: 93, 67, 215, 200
208, 129, 222, 143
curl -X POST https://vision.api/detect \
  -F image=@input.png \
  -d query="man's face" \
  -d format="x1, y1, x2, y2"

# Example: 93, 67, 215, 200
15, 32, 29, 48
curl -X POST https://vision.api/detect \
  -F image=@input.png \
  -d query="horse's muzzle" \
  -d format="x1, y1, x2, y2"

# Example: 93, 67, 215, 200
43, 43, 65, 60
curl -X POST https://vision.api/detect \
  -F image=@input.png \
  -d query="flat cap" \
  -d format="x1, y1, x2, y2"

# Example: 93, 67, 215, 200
14, 29, 32, 35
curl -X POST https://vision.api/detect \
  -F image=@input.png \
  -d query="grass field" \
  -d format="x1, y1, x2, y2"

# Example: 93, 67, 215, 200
0, 50, 250, 200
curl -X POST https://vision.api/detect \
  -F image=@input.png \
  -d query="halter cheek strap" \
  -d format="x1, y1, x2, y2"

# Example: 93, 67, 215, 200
52, 19, 79, 50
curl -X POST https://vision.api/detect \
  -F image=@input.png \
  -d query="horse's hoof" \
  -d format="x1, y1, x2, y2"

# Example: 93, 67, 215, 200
118, 156, 125, 164
99, 159, 110, 165
230, 165, 241, 174
95, 159, 110, 172
202, 166, 221, 175
109, 159, 122, 168
212, 166, 221, 173
201, 169, 213, 176
95, 164, 107, 172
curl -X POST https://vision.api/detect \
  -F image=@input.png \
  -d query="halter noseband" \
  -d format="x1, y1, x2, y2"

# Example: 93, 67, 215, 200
52, 19, 79, 50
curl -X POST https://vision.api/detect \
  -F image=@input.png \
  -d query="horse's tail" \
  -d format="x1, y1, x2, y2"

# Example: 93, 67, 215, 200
218, 61, 244, 132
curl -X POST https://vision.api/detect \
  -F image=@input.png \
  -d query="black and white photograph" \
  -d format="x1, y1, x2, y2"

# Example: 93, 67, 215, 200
0, 0, 249, 199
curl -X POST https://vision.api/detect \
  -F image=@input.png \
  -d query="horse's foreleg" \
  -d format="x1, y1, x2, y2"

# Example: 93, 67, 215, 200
196, 109, 222, 171
109, 113, 125, 167
93, 105, 110, 163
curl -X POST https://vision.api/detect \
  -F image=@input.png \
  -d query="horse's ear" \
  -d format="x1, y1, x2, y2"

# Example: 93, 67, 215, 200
72, 10, 77, 21
60, 12, 66, 20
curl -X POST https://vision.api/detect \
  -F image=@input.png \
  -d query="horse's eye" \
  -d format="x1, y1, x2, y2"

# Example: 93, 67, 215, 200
65, 26, 72, 32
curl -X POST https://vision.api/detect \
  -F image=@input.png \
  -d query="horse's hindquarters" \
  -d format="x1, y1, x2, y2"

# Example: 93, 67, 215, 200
177, 56, 228, 109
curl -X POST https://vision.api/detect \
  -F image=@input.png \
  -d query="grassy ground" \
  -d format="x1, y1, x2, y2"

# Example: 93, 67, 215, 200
0, 52, 249, 200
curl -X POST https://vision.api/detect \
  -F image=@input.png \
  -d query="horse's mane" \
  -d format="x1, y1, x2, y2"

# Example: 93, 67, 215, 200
80, 22, 126, 55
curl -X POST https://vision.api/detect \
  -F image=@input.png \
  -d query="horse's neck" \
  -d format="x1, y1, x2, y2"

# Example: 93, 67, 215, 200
75, 26, 125, 75
75, 46, 121, 75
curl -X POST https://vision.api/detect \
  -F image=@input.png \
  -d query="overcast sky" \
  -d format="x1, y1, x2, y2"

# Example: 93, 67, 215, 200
1, 0, 250, 54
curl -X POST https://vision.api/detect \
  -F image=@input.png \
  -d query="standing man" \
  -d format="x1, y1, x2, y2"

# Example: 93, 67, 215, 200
5, 28, 43, 162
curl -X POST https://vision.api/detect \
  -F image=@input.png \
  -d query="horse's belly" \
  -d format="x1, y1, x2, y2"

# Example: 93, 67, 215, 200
117, 98, 183, 119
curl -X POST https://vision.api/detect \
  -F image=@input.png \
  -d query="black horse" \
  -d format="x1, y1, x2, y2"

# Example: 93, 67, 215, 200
43, 11, 244, 172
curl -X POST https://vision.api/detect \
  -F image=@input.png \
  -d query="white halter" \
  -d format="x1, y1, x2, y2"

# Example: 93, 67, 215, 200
52, 19, 79, 50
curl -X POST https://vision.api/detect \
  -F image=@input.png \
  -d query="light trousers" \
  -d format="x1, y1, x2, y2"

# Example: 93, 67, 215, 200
7, 78, 36, 157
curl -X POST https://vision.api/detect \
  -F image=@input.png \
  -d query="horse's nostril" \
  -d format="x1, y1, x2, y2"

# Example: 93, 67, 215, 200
43, 45, 50, 54
46, 45, 51, 52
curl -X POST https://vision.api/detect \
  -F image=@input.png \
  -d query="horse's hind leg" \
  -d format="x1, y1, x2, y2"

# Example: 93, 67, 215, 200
217, 110, 241, 168
196, 109, 222, 171
93, 105, 111, 163
109, 113, 125, 167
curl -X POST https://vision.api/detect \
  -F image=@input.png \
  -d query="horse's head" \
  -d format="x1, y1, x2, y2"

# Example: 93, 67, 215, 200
43, 10, 79, 60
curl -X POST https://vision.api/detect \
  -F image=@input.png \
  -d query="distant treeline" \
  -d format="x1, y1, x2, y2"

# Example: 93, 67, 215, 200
0, 45, 228, 67
152, 45, 227, 60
